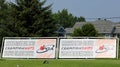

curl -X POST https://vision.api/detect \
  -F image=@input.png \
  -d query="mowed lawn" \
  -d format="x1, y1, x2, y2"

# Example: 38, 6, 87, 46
0, 59, 120, 67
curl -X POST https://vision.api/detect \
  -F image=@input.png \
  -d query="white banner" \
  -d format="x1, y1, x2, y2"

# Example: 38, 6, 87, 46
2, 38, 57, 58
59, 39, 116, 58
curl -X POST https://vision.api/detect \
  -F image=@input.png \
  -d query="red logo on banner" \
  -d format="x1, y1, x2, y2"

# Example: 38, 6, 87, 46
40, 45, 45, 50
36, 45, 54, 53
96, 45, 107, 53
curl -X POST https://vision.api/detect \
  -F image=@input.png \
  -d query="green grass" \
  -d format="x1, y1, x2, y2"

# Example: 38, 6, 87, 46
0, 59, 120, 67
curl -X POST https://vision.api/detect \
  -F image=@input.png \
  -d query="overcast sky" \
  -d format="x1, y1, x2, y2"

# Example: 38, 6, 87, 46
6, 0, 120, 22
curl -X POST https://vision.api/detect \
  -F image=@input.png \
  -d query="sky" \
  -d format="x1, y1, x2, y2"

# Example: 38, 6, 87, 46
6, 0, 120, 22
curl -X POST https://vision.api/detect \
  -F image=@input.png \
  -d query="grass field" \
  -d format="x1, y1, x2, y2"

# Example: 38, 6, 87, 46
0, 59, 120, 67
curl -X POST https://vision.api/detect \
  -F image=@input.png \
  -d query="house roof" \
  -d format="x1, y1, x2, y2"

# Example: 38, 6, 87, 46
66, 20, 120, 34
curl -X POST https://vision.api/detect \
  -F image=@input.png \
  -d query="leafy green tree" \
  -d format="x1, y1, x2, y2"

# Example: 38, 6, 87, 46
72, 23, 98, 37
72, 28, 83, 36
81, 23, 98, 36
77, 16, 86, 22
53, 9, 77, 28
52, 9, 86, 28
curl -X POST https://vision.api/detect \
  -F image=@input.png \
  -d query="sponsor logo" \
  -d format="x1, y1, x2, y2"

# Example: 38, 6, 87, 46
96, 45, 107, 53
36, 45, 54, 53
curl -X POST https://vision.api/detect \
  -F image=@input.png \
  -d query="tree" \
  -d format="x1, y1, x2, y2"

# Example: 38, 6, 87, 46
77, 16, 86, 22
0, 0, 57, 48
72, 23, 98, 37
72, 28, 83, 36
52, 9, 77, 28
81, 23, 98, 36
0, 0, 8, 25
9, 0, 57, 37
0, 0, 11, 47
52, 9, 86, 28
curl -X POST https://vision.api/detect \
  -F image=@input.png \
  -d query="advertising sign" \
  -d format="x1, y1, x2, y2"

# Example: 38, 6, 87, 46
59, 38, 116, 58
2, 38, 57, 58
